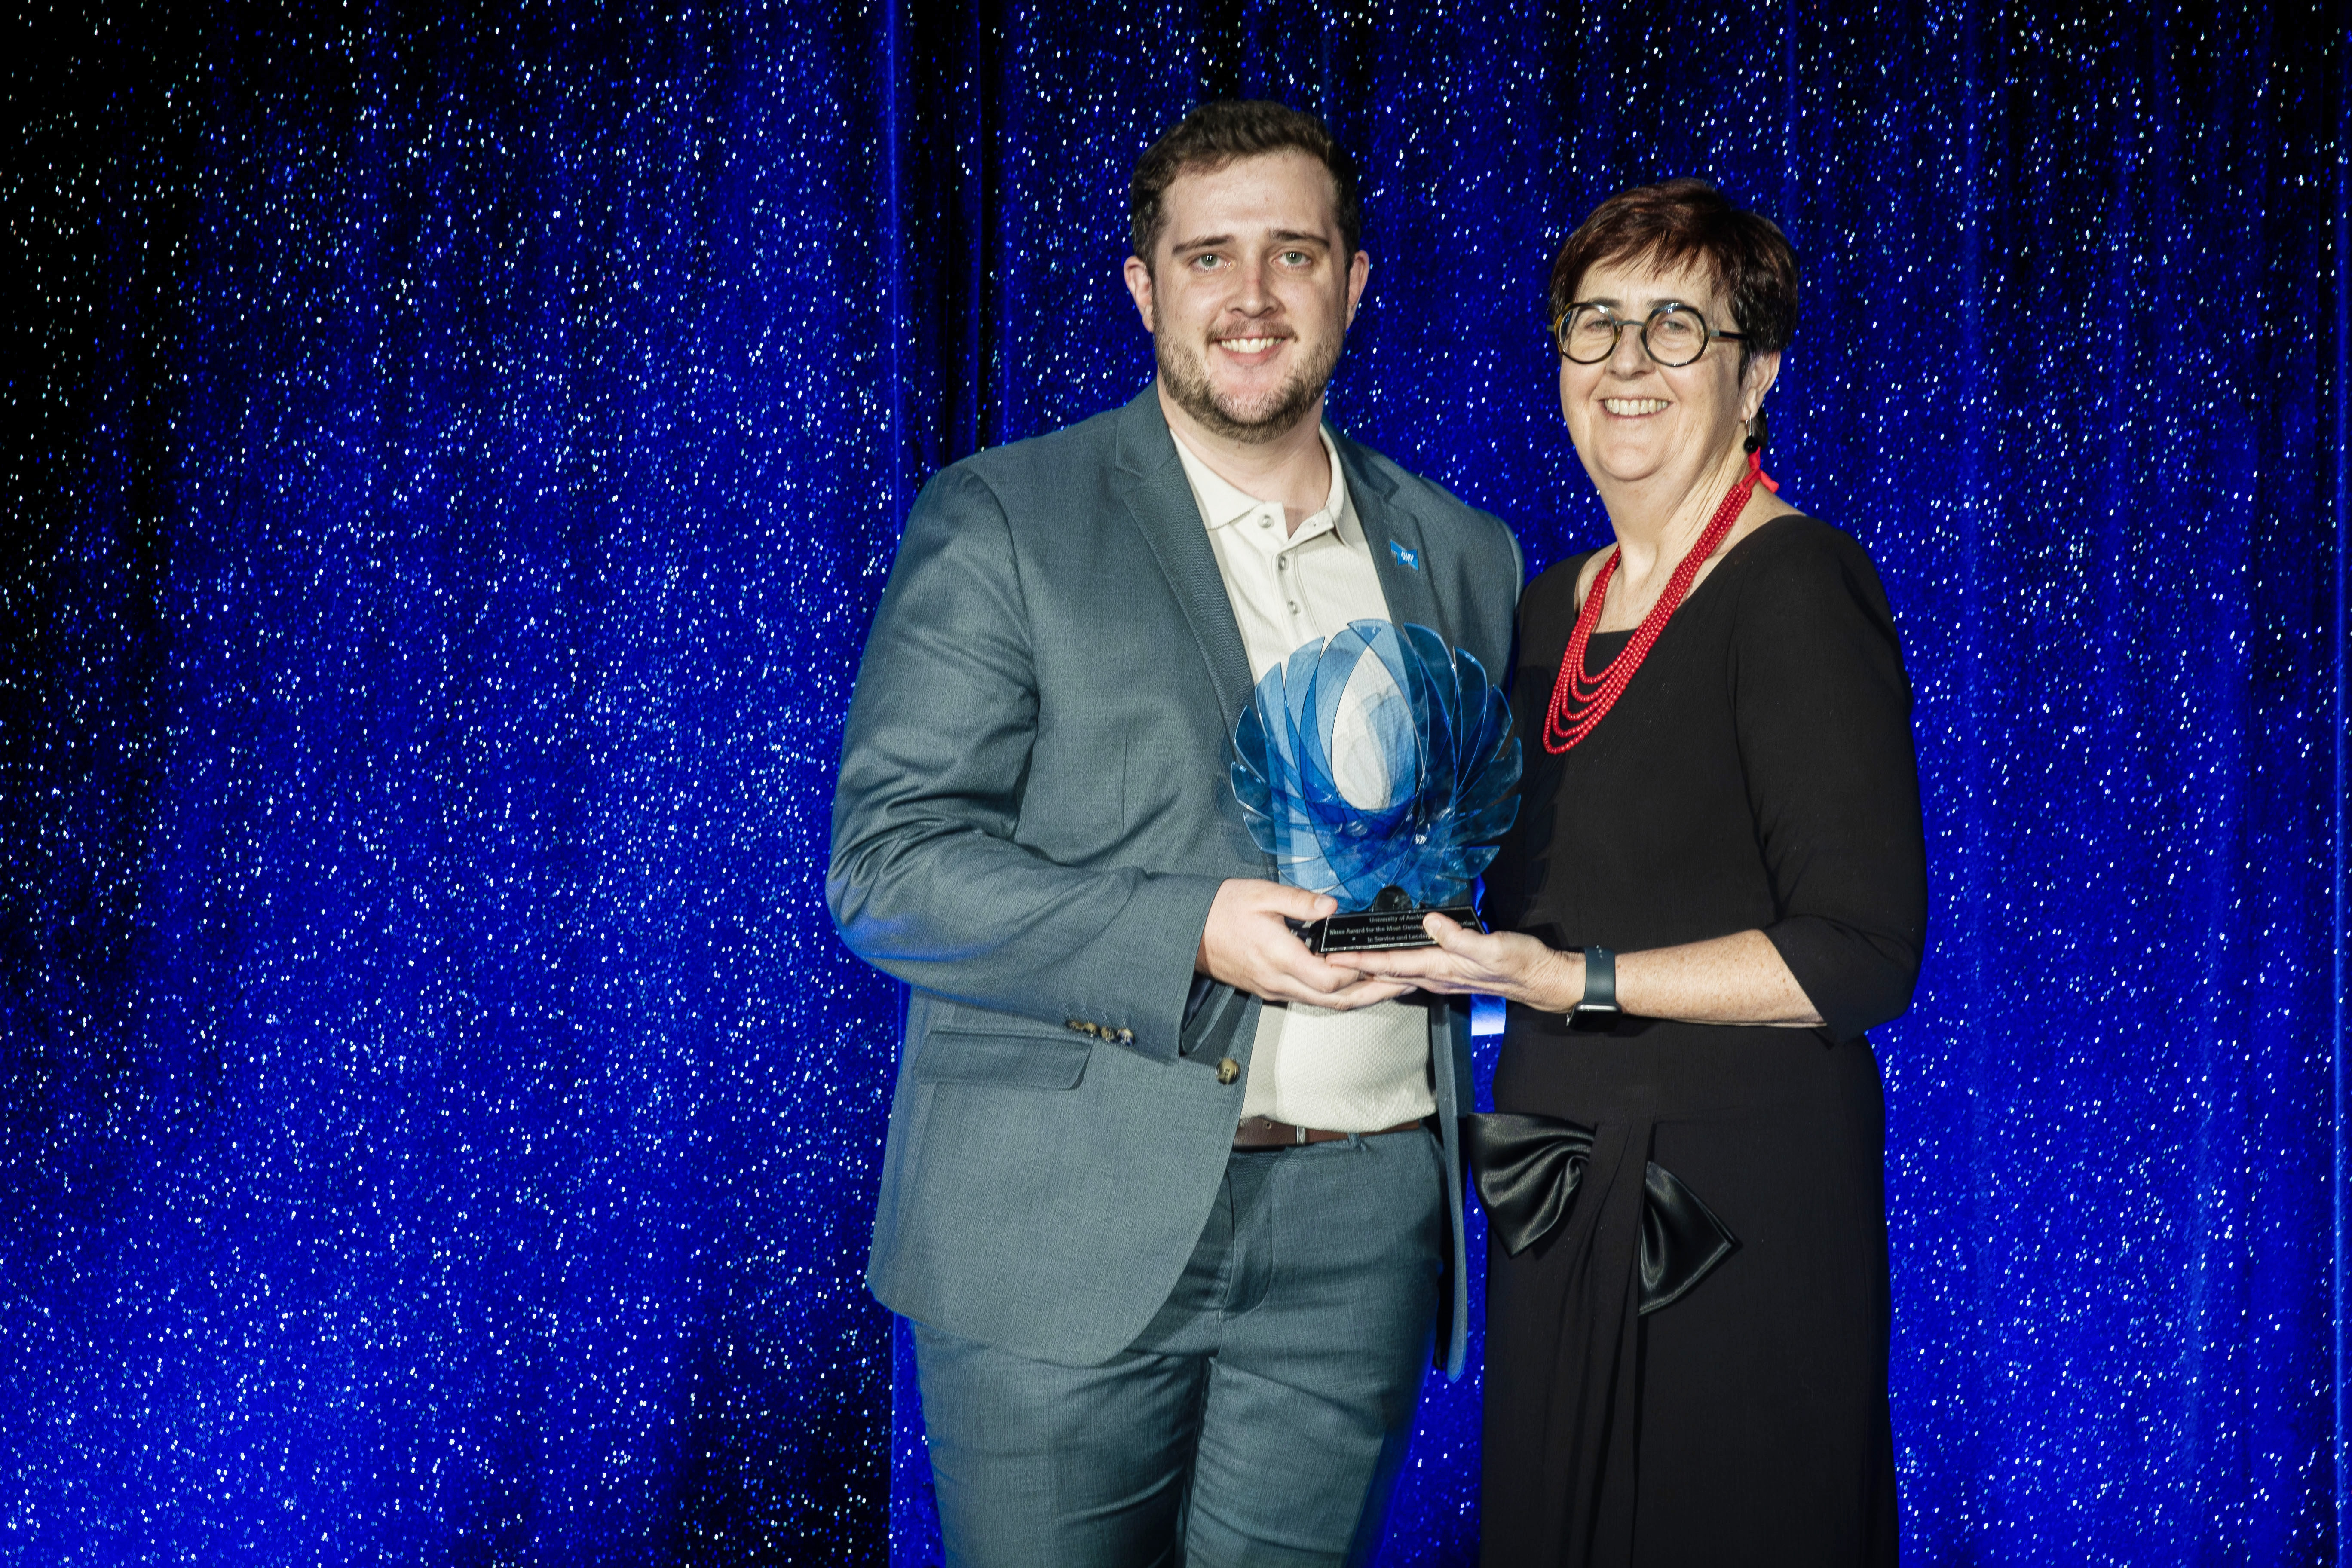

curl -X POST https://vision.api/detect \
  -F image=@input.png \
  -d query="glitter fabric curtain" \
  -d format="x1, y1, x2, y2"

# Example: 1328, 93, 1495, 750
7, 7, 904, 1561
4, 3, 2345, 1565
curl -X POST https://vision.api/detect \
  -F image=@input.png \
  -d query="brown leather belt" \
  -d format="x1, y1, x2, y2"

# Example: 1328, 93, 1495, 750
1233, 1114, 1428, 1149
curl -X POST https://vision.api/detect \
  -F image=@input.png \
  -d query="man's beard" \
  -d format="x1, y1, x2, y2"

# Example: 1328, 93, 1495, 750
1154, 318, 1344, 445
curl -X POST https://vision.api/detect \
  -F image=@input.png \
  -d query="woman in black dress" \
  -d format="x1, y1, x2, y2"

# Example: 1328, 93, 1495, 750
1351, 181, 1925, 1564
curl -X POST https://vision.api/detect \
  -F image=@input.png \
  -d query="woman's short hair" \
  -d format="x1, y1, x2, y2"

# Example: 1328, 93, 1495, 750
1547, 180, 1798, 370
1130, 101, 1363, 265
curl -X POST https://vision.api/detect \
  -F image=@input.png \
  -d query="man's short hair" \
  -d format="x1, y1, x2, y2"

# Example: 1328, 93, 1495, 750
1547, 179, 1799, 374
1129, 101, 1363, 265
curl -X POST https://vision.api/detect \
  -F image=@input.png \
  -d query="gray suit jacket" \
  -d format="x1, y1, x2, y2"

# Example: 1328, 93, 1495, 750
828, 389, 1521, 1376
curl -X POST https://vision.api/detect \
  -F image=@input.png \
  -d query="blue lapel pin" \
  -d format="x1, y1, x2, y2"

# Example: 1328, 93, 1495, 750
1388, 540, 1421, 570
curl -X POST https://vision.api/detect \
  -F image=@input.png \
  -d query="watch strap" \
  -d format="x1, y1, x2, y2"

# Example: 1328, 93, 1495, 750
1572, 944, 1620, 1021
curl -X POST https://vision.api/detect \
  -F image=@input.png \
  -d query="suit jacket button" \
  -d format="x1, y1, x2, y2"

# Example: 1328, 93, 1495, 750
1066, 1020, 1087, 1034
1116, 1028, 1134, 1044
1216, 1057, 1240, 1086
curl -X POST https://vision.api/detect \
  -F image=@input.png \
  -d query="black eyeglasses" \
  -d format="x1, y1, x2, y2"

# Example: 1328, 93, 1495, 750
1550, 302, 1744, 368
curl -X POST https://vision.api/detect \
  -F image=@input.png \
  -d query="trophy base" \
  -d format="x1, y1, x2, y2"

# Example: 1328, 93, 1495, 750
1302, 900, 1483, 955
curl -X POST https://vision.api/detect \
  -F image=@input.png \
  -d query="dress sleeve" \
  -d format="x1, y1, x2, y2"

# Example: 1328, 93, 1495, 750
1730, 527, 1929, 1043
1483, 557, 1586, 934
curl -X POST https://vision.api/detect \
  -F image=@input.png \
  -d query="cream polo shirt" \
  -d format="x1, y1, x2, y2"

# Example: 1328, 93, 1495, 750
1169, 423, 1436, 1133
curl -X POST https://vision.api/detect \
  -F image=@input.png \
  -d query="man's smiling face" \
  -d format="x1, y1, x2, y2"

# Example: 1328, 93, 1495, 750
1124, 149, 1369, 445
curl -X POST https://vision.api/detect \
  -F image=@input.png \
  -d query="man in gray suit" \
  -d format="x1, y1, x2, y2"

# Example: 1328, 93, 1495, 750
828, 101, 1519, 1565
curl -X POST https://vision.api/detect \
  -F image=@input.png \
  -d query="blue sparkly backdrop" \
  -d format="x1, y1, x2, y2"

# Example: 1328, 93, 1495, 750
4, 2, 2345, 1564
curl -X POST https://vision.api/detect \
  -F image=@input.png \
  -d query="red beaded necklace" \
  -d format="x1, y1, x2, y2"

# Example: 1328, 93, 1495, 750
1541, 450, 1776, 755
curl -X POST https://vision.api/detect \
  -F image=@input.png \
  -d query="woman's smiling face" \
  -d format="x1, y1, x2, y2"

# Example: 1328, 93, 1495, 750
1557, 254, 1771, 497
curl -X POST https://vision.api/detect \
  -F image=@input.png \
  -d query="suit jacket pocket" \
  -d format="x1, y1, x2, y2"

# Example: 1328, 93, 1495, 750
914, 1027, 1092, 1090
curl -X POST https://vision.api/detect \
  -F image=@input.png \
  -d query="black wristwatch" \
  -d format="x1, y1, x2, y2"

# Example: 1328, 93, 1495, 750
1569, 944, 1621, 1027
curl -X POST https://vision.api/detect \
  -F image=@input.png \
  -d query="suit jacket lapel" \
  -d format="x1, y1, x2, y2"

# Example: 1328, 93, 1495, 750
1112, 391, 1256, 730
1340, 432, 1452, 644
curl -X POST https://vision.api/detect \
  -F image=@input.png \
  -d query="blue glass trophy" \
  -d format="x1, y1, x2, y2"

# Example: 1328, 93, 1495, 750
1230, 620, 1522, 954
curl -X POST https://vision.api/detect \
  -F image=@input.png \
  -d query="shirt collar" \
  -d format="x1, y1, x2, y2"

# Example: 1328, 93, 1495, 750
1169, 422, 1352, 538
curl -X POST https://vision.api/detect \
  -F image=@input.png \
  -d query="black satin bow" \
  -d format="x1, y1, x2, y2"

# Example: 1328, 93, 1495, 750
1461, 1111, 1739, 1315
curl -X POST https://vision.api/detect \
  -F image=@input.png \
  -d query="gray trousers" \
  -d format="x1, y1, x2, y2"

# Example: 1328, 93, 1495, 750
912, 1129, 1448, 1568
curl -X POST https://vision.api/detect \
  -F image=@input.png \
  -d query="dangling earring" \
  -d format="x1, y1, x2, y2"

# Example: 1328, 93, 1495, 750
1743, 407, 1770, 454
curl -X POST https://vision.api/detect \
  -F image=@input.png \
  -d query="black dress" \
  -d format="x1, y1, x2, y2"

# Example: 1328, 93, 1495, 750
1478, 515, 1927, 1566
